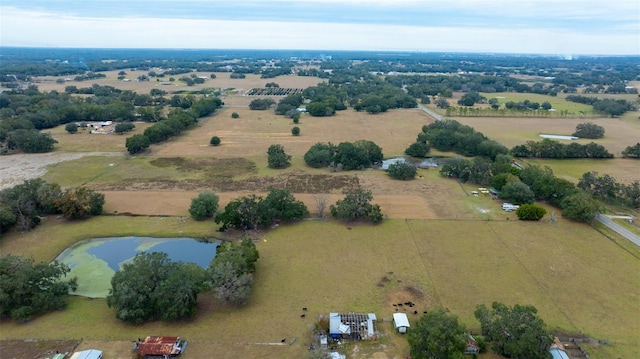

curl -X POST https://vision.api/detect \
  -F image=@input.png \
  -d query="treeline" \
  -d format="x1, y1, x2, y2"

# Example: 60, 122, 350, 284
126, 97, 222, 154
0, 179, 104, 234
565, 95, 635, 116
445, 107, 570, 118
578, 172, 640, 208
511, 139, 612, 159
622, 143, 640, 158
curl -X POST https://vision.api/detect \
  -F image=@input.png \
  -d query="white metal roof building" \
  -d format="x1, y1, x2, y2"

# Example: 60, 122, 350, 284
392, 312, 410, 333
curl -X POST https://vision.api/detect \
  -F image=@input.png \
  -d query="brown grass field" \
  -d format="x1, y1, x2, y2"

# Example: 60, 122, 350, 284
1, 76, 640, 359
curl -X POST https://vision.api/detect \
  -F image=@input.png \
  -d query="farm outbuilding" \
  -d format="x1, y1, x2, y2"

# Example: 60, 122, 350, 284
134, 336, 187, 358
464, 335, 480, 355
329, 312, 377, 340
392, 312, 410, 333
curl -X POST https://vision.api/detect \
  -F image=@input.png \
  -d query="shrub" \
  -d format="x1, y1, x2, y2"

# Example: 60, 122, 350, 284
291, 126, 300, 136
330, 188, 383, 223
387, 162, 417, 180
210, 136, 221, 146
231, 112, 239, 118
515, 204, 547, 221
405, 141, 430, 157
65, 123, 78, 134
115, 122, 135, 134
189, 192, 219, 220
267, 144, 291, 169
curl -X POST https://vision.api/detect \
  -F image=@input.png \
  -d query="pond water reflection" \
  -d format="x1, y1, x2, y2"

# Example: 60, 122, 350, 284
56, 236, 219, 298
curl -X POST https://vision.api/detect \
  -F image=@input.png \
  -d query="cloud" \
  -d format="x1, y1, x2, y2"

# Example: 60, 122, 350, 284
1, 2, 638, 55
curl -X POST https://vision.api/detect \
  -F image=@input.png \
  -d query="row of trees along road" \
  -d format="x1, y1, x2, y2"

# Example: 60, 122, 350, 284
106, 237, 259, 324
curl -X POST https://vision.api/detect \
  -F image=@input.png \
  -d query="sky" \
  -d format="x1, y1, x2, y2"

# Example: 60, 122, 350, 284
1, 0, 639, 55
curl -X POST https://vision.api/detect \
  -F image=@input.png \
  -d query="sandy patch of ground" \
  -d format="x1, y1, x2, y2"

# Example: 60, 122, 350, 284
0, 152, 123, 190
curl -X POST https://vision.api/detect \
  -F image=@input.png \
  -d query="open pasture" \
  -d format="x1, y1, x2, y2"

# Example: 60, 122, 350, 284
1, 218, 638, 358
33, 70, 325, 95
480, 92, 594, 114
450, 114, 640, 155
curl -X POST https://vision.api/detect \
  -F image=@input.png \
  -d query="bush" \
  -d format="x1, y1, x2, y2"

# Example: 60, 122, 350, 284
114, 122, 135, 134
210, 136, 221, 146
291, 126, 300, 136
189, 192, 219, 220
65, 123, 78, 134
231, 112, 239, 118
405, 141, 430, 157
515, 204, 547, 221
387, 162, 417, 180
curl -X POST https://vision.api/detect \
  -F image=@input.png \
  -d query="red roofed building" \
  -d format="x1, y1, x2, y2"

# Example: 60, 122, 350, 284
134, 336, 187, 358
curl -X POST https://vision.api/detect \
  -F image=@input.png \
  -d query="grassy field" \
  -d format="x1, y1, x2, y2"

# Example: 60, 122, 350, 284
2, 76, 640, 359
1, 218, 638, 358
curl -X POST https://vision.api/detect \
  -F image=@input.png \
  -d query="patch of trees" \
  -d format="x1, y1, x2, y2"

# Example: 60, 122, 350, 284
457, 91, 486, 106
498, 181, 535, 205
0, 128, 57, 154
126, 98, 222, 154
622, 143, 640, 158
248, 98, 276, 110
0, 255, 77, 322
260, 65, 292, 79
405, 141, 430, 158
475, 302, 553, 359
303, 140, 383, 170
106, 252, 209, 324
230, 72, 246, 79
511, 139, 613, 159
572, 122, 604, 139
578, 172, 640, 208
565, 95, 634, 117
407, 309, 467, 359
210, 237, 259, 305
0, 179, 104, 234
215, 188, 309, 231
114, 122, 135, 134
418, 120, 508, 160
440, 155, 517, 186
275, 94, 304, 118
387, 161, 417, 180
330, 188, 383, 223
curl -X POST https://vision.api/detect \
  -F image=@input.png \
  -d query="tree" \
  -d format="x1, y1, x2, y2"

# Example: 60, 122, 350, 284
249, 98, 276, 110
261, 187, 309, 224
560, 191, 600, 223
210, 136, 221, 146
55, 187, 105, 219
209, 237, 259, 305
474, 302, 553, 359
572, 122, 605, 139
215, 194, 263, 231
354, 140, 384, 164
408, 309, 467, 359
405, 141, 430, 157
515, 204, 547, 221
387, 162, 417, 180
0, 255, 77, 322
106, 252, 207, 324
65, 123, 78, 134
125, 134, 150, 154
304, 142, 335, 168
267, 144, 291, 169
231, 112, 240, 118
291, 126, 300, 136
189, 192, 219, 220
499, 182, 535, 204
435, 97, 450, 109
622, 143, 640, 158
114, 122, 135, 134
330, 188, 383, 223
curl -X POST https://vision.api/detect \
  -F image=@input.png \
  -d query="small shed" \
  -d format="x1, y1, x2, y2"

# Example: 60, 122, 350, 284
464, 334, 480, 355
69, 349, 103, 359
392, 313, 410, 333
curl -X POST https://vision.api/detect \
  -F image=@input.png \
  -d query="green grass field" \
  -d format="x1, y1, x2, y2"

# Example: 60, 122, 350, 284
482, 92, 594, 114
2, 218, 638, 358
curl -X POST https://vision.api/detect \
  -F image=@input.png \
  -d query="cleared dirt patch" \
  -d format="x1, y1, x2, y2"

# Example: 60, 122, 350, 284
0, 339, 80, 359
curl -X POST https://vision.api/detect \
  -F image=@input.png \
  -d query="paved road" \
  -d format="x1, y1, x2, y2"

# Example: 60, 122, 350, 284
595, 214, 640, 246
417, 104, 444, 121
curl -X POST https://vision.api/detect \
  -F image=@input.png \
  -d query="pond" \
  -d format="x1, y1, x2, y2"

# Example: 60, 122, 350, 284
55, 236, 220, 298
